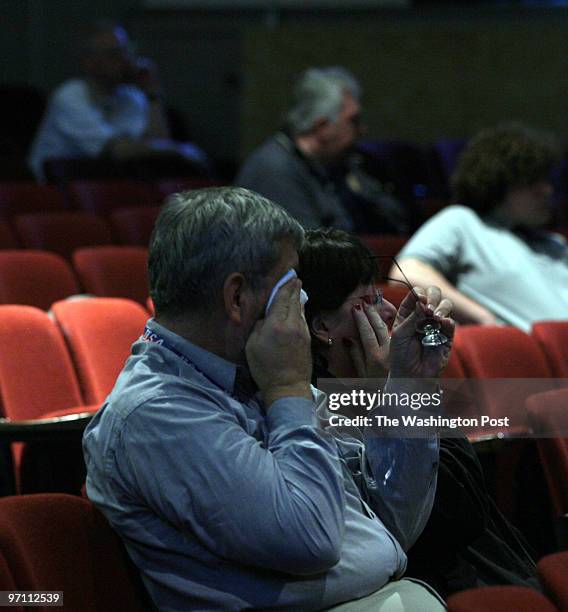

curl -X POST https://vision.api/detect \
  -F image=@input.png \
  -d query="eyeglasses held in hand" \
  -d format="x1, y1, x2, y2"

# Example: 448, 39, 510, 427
368, 255, 448, 347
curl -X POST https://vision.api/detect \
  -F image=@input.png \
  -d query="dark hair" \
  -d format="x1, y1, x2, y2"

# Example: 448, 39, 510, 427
298, 228, 378, 335
149, 187, 304, 319
451, 122, 560, 215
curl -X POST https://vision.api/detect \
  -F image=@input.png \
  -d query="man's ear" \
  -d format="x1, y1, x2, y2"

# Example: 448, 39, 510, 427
310, 314, 329, 345
223, 272, 248, 325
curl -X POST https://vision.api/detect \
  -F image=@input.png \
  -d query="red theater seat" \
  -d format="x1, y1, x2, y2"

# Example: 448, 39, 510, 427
0, 305, 95, 491
447, 585, 557, 611
72, 246, 149, 305
155, 177, 224, 199
0, 221, 18, 249
68, 180, 158, 216
109, 206, 160, 246
526, 388, 568, 518
0, 494, 151, 611
0, 250, 79, 309
532, 321, 568, 378
452, 326, 551, 434
14, 212, 112, 260
379, 283, 408, 310
360, 234, 409, 258
52, 298, 148, 405
0, 182, 65, 215
538, 551, 568, 612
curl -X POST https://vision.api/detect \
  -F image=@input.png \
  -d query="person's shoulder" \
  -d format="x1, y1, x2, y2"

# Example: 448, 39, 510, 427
51, 78, 89, 103
423, 205, 483, 229
434, 204, 480, 222
242, 134, 295, 172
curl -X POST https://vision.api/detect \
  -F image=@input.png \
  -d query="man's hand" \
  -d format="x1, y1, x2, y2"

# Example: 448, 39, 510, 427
389, 286, 455, 379
246, 279, 312, 407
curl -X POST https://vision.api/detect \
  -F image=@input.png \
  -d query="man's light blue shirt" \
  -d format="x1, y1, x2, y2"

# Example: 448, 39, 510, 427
29, 79, 147, 180
83, 319, 438, 611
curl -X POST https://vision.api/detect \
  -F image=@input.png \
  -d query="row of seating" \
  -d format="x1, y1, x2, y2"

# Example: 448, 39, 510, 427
0, 247, 148, 309
0, 492, 567, 611
0, 299, 149, 492
0, 208, 159, 253
0, 178, 222, 217
0, 291, 564, 482
0, 244, 425, 310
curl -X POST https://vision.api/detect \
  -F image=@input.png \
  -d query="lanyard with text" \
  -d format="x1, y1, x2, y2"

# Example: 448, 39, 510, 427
141, 325, 229, 393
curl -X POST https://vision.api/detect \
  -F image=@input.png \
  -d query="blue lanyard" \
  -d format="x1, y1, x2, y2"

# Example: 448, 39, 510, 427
141, 325, 230, 394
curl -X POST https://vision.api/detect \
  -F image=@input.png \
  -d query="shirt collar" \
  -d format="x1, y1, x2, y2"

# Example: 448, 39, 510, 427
146, 318, 245, 397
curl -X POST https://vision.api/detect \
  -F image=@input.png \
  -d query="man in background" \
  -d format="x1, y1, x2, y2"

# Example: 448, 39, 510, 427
29, 21, 207, 180
237, 66, 409, 233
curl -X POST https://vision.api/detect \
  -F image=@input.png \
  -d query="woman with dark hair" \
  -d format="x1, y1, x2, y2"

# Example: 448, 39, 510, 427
390, 122, 568, 331
299, 227, 539, 599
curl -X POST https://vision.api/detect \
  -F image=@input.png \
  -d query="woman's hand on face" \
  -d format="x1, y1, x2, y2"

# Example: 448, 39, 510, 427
389, 286, 455, 379
343, 301, 391, 378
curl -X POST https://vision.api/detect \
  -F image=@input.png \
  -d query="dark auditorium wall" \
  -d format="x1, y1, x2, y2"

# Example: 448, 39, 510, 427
1, 0, 143, 87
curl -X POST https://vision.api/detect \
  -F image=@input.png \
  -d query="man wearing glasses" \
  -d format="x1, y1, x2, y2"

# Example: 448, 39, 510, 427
237, 66, 409, 234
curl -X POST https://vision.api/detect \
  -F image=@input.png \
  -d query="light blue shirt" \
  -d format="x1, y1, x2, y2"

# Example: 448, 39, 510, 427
29, 78, 148, 179
83, 319, 438, 611
399, 205, 568, 331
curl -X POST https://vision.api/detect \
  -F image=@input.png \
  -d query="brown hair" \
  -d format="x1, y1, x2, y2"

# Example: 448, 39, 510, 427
451, 122, 560, 215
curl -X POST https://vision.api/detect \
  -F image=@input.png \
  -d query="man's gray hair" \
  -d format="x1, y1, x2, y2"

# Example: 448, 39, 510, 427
285, 66, 361, 136
149, 187, 304, 318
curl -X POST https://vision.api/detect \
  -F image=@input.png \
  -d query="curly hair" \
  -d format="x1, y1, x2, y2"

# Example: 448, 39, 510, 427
451, 122, 560, 215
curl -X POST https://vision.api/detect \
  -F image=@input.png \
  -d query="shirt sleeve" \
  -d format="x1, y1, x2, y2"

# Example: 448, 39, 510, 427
49, 86, 120, 156
116, 389, 346, 575
361, 379, 440, 552
398, 206, 475, 282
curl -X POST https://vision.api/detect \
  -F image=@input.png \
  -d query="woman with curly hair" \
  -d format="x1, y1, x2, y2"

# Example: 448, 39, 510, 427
390, 122, 568, 330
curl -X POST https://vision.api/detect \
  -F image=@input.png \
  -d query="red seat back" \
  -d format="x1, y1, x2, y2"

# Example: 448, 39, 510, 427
0, 250, 79, 309
72, 246, 149, 305
0, 494, 151, 611
0, 305, 85, 488
51, 298, 148, 405
109, 206, 160, 246
379, 283, 409, 310
527, 388, 568, 516
447, 585, 557, 611
0, 221, 18, 249
453, 326, 552, 434
360, 234, 409, 258
0, 182, 65, 215
155, 177, 224, 199
68, 180, 158, 216
14, 212, 112, 261
532, 321, 568, 378
0, 305, 83, 421
538, 551, 568, 612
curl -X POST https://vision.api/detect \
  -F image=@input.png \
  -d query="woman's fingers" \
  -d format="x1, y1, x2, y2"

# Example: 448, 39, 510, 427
343, 337, 366, 377
433, 298, 453, 319
363, 302, 390, 346
352, 305, 378, 362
